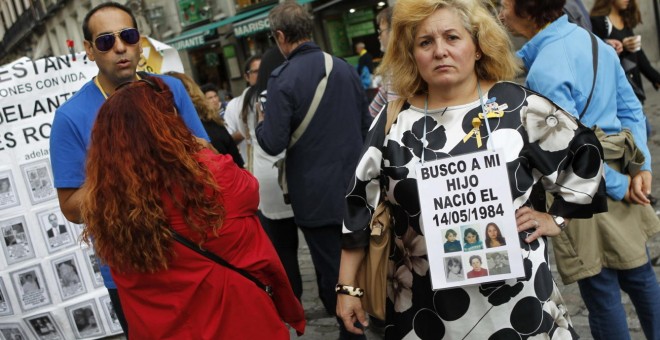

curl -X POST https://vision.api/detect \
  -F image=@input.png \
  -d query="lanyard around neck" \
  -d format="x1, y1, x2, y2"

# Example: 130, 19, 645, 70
421, 81, 493, 165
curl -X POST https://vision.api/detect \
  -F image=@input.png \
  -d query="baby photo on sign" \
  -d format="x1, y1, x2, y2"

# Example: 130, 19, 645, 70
99, 295, 123, 334
0, 277, 14, 316
83, 247, 104, 288
10, 265, 51, 312
66, 300, 105, 339
25, 312, 64, 340
0, 216, 35, 265
0, 323, 30, 340
20, 160, 56, 205
36, 208, 74, 253
51, 254, 86, 300
0, 170, 20, 210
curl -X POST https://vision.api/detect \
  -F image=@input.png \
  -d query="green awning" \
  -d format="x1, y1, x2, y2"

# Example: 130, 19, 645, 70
233, 12, 269, 38
165, 5, 274, 48
166, 0, 320, 49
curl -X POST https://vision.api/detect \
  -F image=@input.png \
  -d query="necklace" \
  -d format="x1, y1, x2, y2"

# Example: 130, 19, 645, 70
94, 74, 142, 99
94, 77, 109, 99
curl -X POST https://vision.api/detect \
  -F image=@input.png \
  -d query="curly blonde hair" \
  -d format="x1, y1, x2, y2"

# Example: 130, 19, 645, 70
379, 0, 521, 98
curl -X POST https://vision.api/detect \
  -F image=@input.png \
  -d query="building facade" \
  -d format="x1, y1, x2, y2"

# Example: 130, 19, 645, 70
1, 0, 659, 96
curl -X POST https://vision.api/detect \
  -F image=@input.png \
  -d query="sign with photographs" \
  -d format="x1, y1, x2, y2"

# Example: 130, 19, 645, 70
51, 254, 87, 300
24, 312, 64, 340
0, 278, 13, 317
98, 295, 122, 334
36, 208, 75, 254
65, 300, 105, 339
82, 247, 104, 288
415, 150, 524, 290
20, 160, 57, 205
0, 216, 35, 266
0, 322, 29, 340
9, 265, 52, 312
0, 39, 182, 339
0, 171, 20, 210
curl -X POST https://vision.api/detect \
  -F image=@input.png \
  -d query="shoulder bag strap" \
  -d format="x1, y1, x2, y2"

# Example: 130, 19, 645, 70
375, 98, 405, 203
170, 229, 273, 296
289, 52, 334, 148
579, 33, 598, 121
385, 98, 405, 134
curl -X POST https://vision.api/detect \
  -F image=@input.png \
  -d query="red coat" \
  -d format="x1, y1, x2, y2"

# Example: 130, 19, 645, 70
112, 150, 305, 339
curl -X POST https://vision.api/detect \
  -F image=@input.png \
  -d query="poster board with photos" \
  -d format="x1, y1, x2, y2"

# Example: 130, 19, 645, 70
36, 208, 75, 254
24, 312, 65, 340
0, 216, 36, 266
50, 254, 87, 301
65, 300, 105, 339
82, 248, 104, 289
0, 278, 13, 317
415, 150, 525, 290
9, 265, 52, 313
0, 171, 20, 211
0, 322, 30, 340
0, 38, 182, 339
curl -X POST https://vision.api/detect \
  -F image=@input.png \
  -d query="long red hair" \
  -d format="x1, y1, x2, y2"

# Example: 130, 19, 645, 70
81, 77, 224, 273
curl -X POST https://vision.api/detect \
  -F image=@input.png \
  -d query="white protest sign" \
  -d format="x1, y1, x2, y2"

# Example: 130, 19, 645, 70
415, 150, 524, 290
0, 38, 183, 339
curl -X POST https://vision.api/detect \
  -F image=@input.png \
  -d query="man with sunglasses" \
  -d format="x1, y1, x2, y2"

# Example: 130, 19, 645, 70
49, 2, 208, 336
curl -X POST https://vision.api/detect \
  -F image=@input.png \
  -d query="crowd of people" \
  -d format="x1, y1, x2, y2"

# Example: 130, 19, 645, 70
46, 0, 660, 339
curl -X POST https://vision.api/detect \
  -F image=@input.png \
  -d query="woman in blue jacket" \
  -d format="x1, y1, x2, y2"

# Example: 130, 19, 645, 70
500, 0, 660, 339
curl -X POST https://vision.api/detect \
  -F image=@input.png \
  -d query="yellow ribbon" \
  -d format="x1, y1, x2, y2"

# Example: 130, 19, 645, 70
463, 117, 483, 148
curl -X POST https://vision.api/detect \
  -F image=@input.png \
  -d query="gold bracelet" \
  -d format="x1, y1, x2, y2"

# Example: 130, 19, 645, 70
335, 284, 364, 298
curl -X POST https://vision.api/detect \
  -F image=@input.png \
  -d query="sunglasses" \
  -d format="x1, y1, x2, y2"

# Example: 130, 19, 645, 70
92, 28, 140, 52
115, 78, 163, 93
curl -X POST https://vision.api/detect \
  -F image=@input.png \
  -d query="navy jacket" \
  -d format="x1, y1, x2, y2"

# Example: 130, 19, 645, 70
256, 42, 372, 227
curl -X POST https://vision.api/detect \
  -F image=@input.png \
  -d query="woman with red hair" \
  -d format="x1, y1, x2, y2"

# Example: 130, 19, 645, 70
81, 77, 304, 339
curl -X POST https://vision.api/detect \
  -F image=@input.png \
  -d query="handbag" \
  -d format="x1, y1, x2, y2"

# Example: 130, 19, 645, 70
170, 229, 273, 297
274, 52, 333, 204
621, 58, 646, 102
354, 98, 404, 321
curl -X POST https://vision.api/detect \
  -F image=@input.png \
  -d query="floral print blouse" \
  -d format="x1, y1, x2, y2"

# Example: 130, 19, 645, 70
341, 82, 607, 339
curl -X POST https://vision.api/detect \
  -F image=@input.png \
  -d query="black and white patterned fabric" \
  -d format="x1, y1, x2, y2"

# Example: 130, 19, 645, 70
342, 82, 607, 339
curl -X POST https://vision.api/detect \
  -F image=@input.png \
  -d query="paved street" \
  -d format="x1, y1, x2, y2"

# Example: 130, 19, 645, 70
105, 76, 660, 340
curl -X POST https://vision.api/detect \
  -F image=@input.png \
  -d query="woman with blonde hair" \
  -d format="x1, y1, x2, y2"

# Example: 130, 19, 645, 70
337, 0, 606, 338
81, 77, 304, 338
166, 71, 244, 167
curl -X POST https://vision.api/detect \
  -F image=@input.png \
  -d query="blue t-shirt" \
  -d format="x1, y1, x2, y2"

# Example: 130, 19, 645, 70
444, 240, 462, 253
50, 74, 209, 289
463, 240, 483, 252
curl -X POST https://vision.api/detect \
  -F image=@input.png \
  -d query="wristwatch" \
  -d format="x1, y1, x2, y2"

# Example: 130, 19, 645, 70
552, 215, 567, 231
